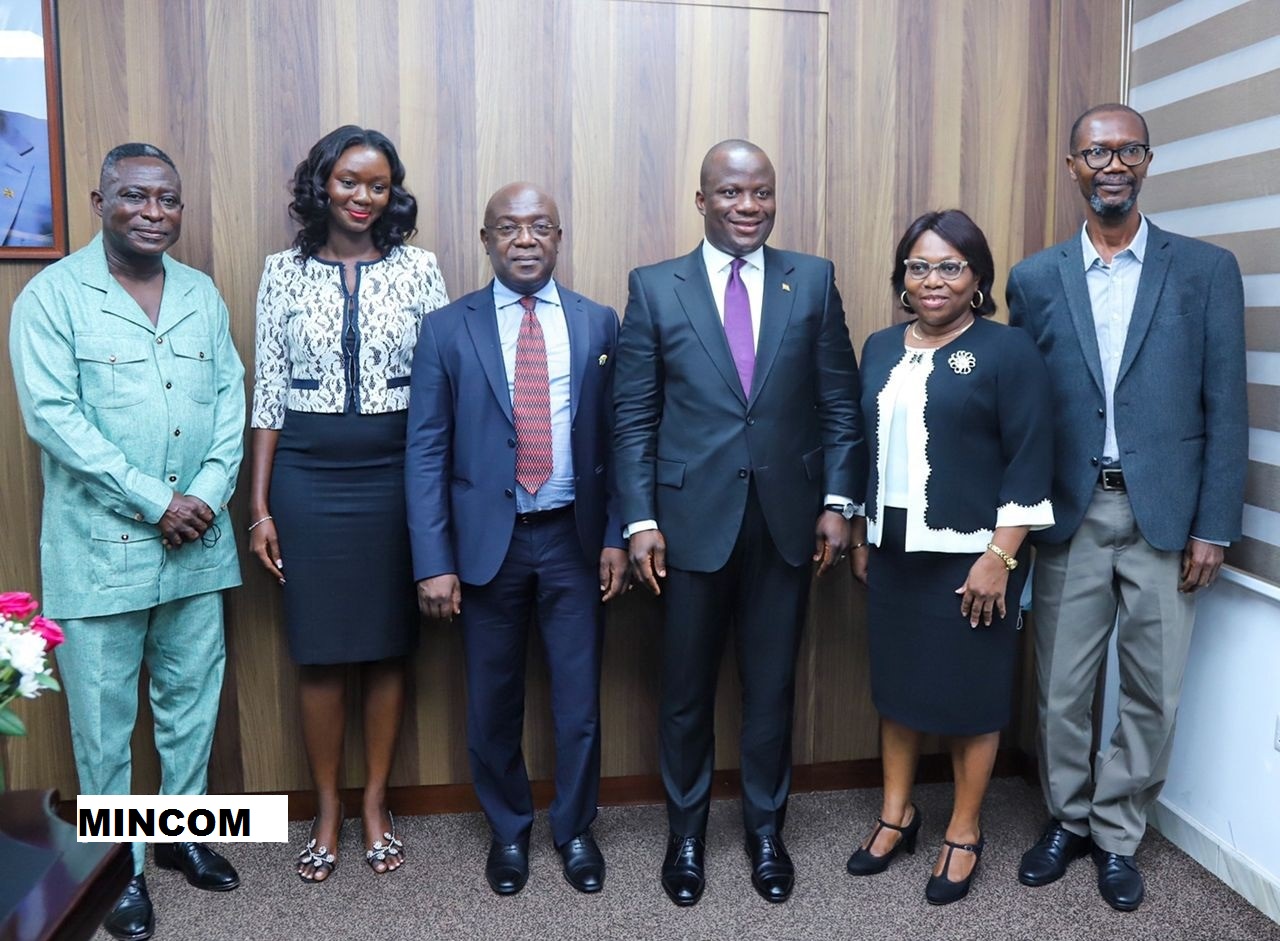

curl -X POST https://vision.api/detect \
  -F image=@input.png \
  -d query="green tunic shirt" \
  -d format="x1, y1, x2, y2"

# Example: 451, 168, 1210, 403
9, 233, 245, 619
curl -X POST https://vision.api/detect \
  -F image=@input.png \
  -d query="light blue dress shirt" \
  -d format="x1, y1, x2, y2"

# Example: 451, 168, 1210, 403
1082, 216, 1148, 464
493, 278, 574, 513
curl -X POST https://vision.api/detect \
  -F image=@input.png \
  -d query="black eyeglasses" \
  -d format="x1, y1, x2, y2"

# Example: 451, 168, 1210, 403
485, 221, 558, 242
1075, 144, 1151, 170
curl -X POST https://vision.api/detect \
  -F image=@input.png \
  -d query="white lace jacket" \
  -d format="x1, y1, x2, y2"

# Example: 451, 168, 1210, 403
251, 245, 449, 429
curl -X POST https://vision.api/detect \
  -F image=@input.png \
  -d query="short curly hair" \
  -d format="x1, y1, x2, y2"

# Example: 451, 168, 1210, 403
289, 126, 417, 259
891, 209, 997, 317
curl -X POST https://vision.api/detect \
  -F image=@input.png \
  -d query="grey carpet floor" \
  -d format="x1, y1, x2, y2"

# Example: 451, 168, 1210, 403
107, 778, 1279, 941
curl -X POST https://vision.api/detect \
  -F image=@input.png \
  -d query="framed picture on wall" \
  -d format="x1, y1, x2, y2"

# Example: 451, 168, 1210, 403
0, 0, 65, 259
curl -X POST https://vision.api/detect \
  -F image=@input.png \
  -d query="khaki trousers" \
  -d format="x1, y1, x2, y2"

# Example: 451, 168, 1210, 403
1032, 486, 1195, 856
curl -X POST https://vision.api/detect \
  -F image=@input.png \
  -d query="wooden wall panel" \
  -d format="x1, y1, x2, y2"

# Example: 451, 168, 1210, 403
0, 0, 1122, 798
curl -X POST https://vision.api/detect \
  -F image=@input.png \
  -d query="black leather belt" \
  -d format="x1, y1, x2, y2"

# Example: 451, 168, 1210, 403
1099, 467, 1126, 491
515, 503, 575, 525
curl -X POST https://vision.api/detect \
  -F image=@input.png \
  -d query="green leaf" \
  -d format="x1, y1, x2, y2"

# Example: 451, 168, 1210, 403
0, 706, 28, 736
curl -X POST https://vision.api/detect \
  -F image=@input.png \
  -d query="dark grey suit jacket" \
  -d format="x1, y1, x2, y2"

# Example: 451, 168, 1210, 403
613, 244, 865, 572
1007, 221, 1247, 552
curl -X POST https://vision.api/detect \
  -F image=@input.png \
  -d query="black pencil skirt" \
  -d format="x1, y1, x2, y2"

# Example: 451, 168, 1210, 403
865, 507, 1029, 736
270, 409, 418, 665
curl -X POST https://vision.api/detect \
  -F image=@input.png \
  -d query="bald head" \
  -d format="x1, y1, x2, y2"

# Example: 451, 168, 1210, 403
700, 139, 772, 191
480, 181, 562, 295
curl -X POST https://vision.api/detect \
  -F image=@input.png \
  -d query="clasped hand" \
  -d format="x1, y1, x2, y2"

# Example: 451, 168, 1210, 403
159, 493, 213, 549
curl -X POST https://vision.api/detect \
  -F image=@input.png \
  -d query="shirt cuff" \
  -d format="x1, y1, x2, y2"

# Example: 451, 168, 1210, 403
1191, 536, 1230, 547
823, 494, 864, 515
623, 519, 658, 539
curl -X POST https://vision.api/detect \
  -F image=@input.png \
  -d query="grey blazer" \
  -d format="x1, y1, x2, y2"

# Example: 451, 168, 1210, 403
1007, 221, 1247, 552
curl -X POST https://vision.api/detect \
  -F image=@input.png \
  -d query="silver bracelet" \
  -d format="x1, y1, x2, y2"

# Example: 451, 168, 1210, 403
247, 515, 273, 533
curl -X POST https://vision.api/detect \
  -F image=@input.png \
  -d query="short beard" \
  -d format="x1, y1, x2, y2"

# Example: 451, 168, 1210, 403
1090, 190, 1137, 219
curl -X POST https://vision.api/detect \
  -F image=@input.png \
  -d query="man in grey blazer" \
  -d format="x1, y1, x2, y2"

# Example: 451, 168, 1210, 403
1008, 104, 1247, 912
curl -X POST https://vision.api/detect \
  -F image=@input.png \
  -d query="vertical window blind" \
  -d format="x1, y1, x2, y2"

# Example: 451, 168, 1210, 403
1129, 0, 1280, 585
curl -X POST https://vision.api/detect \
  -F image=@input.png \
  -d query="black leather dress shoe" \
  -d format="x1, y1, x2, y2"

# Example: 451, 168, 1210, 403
1093, 848, 1144, 911
559, 831, 606, 893
103, 874, 154, 941
486, 837, 530, 895
154, 842, 240, 891
1018, 821, 1092, 886
746, 833, 794, 904
661, 833, 705, 907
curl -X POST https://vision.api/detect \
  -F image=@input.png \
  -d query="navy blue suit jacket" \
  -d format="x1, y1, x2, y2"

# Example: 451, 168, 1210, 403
1007, 222, 1247, 551
406, 281, 624, 586
613, 245, 865, 571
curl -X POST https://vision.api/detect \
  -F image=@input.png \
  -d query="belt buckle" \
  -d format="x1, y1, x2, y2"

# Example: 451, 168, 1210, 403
1100, 467, 1125, 491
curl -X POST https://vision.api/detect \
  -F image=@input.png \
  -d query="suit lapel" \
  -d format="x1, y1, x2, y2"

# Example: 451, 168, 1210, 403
673, 247, 747, 405
1116, 224, 1170, 388
751, 247, 796, 404
1057, 239, 1105, 396
463, 284, 514, 425
562, 287, 588, 420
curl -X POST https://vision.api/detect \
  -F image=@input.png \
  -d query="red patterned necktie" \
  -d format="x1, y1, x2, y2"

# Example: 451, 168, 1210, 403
513, 295, 553, 494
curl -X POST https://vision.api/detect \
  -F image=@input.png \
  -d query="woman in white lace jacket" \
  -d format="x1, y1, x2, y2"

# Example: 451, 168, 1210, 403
247, 126, 448, 882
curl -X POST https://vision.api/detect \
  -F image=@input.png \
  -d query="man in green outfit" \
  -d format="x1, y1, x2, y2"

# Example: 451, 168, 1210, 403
9, 143, 245, 941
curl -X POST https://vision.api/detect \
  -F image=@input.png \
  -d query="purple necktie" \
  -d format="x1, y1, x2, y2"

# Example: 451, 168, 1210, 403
724, 257, 754, 395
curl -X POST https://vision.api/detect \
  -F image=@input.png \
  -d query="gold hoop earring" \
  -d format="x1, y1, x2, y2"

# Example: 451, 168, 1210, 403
900, 291, 912, 311
970, 290, 984, 310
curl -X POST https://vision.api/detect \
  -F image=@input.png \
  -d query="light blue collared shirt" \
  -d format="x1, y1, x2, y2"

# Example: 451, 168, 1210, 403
1082, 216, 1148, 463
493, 278, 574, 512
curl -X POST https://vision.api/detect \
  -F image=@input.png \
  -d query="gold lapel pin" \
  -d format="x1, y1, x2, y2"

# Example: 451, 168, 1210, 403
2, 188, 14, 199
598, 353, 608, 366
781, 282, 791, 292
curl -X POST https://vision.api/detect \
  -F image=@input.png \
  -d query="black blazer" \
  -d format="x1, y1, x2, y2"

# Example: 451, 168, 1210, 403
613, 244, 865, 571
859, 317, 1054, 552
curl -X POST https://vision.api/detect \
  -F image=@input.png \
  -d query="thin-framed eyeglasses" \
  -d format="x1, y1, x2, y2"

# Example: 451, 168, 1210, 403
1075, 144, 1151, 170
485, 221, 558, 242
903, 258, 970, 281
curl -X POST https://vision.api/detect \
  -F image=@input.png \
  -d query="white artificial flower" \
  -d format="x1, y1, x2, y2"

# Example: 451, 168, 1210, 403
17, 672, 42, 698
6, 630, 47, 677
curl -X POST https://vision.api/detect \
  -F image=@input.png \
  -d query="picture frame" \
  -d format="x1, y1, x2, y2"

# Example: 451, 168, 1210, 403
0, 0, 65, 259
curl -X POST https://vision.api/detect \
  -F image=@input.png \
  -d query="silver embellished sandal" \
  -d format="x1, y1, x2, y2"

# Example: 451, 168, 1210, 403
296, 818, 338, 883
365, 811, 404, 874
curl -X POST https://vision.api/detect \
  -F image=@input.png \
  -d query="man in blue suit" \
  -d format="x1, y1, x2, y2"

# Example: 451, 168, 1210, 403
406, 182, 628, 896
614, 140, 864, 906
0, 110, 55, 247
1009, 104, 1247, 912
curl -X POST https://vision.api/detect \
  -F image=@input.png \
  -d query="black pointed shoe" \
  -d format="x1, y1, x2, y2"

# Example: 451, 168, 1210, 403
1018, 821, 1092, 886
154, 841, 240, 891
559, 831, 606, 893
746, 833, 794, 903
1093, 848, 1145, 912
486, 837, 530, 895
846, 804, 921, 876
661, 833, 705, 907
925, 834, 985, 906
103, 874, 154, 941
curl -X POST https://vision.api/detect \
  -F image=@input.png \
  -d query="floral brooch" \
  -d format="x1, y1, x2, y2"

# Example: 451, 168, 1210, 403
948, 350, 976, 375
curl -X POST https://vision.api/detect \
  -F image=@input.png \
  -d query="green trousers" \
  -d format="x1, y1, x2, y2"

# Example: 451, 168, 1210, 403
56, 592, 226, 874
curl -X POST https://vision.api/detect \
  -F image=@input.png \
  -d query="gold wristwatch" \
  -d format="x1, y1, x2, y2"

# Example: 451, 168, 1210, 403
986, 543, 1018, 571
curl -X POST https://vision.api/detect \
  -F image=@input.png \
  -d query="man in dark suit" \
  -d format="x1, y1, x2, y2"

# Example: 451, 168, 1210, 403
406, 182, 628, 896
1008, 104, 1247, 912
614, 140, 865, 906
0, 110, 55, 247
